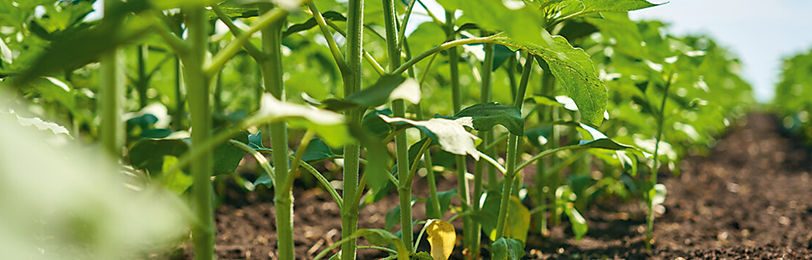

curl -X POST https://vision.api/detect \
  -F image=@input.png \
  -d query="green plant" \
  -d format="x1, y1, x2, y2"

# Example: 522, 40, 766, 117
0, 0, 757, 259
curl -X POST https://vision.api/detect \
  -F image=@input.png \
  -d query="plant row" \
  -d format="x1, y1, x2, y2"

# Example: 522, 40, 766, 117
0, 0, 754, 259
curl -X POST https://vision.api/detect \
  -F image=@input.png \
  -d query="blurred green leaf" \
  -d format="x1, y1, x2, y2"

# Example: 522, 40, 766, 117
490, 237, 525, 260
323, 74, 421, 111
425, 189, 457, 220
160, 155, 193, 194
565, 205, 588, 240
454, 102, 524, 135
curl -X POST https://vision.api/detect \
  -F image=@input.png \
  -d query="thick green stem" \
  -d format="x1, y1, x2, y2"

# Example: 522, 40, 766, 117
257, 4, 293, 259
494, 53, 533, 239
382, 0, 413, 251
443, 10, 476, 259
182, 6, 214, 260
646, 73, 673, 250
342, 0, 364, 259
100, 0, 124, 156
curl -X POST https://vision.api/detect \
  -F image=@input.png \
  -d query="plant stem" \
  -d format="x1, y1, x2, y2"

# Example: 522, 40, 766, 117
646, 72, 673, 250
443, 10, 476, 259
534, 67, 555, 236
136, 44, 148, 109
342, 0, 364, 258
100, 0, 124, 156
381, 0, 415, 251
257, 3, 293, 259
182, 5, 214, 260
494, 52, 533, 239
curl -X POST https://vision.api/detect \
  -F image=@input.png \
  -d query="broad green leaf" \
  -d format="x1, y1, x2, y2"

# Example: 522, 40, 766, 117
30, 77, 75, 111
128, 132, 249, 175
384, 205, 401, 231
492, 44, 516, 71
505, 197, 531, 243
651, 183, 667, 206
490, 237, 525, 260
524, 126, 552, 148
525, 95, 566, 109
283, 11, 346, 37
252, 94, 350, 147
129, 139, 188, 174
436, 0, 543, 44
13, 15, 153, 86
159, 156, 193, 194
565, 206, 588, 240
212, 132, 250, 175
475, 193, 529, 242
413, 252, 434, 260
490, 33, 607, 125
426, 219, 455, 260
379, 115, 480, 160
362, 109, 394, 139
425, 189, 457, 219
474, 191, 501, 241
247, 131, 271, 152
454, 102, 524, 135
301, 138, 336, 162
357, 229, 400, 247
580, 0, 657, 14
323, 74, 421, 111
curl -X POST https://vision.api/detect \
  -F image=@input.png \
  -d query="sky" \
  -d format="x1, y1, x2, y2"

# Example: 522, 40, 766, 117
628, 0, 812, 102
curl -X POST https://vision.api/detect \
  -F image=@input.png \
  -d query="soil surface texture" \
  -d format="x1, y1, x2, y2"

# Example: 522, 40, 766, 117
184, 113, 811, 259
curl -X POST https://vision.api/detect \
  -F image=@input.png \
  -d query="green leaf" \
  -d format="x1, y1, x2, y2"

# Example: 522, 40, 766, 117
129, 139, 188, 174
357, 229, 400, 247
362, 109, 394, 139
454, 102, 524, 135
474, 191, 501, 241
490, 237, 525, 260
212, 132, 249, 175
379, 115, 481, 159
160, 156, 193, 194
13, 15, 153, 86
579, 0, 658, 14
247, 131, 271, 152
475, 193, 529, 242
385, 205, 401, 231
489, 33, 607, 125
252, 94, 351, 147
565, 206, 588, 240
301, 138, 336, 162
506, 196, 531, 243
128, 132, 249, 176
426, 189, 457, 219
524, 126, 552, 148
323, 74, 421, 111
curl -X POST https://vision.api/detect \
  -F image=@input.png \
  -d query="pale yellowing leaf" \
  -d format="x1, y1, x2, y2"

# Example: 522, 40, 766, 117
426, 219, 456, 260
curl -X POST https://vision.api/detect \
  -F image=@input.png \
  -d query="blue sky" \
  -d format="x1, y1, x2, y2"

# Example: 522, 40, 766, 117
629, 0, 812, 102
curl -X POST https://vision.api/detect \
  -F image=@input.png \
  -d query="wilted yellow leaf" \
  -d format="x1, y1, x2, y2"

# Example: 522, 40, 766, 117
426, 219, 456, 260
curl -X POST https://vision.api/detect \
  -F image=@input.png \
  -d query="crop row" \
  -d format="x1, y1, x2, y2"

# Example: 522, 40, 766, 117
0, 0, 753, 259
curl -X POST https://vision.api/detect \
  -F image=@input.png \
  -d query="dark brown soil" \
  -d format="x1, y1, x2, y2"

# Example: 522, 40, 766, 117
187, 113, 812, 259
